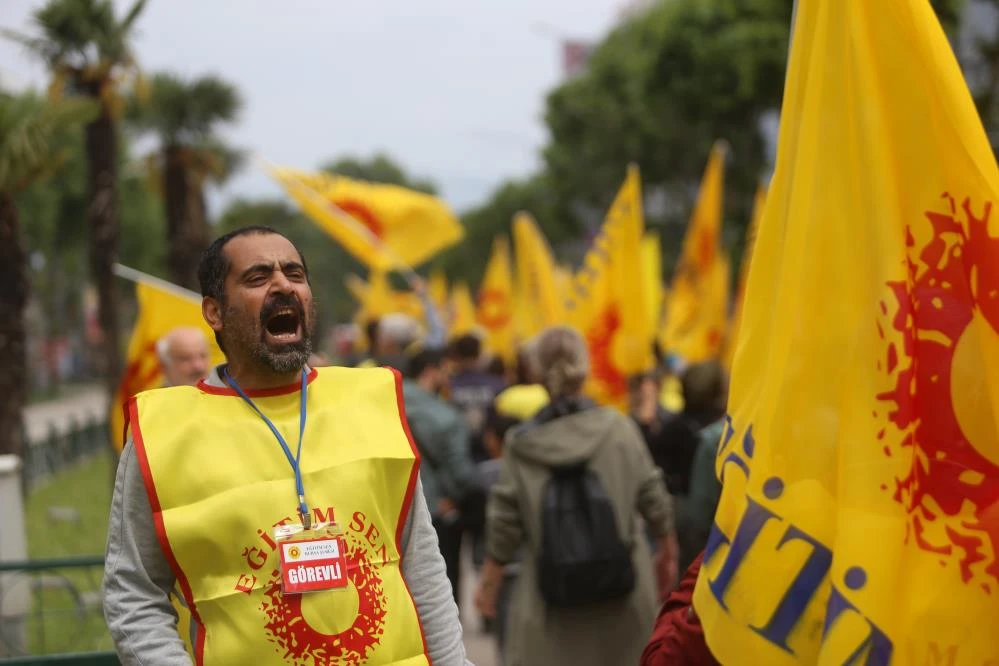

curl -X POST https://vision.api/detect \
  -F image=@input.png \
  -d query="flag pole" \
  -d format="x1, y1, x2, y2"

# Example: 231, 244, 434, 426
258, 158, 423, 284
113, 263, 201, 302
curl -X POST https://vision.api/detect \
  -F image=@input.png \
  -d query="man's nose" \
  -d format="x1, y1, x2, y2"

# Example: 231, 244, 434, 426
270, 270, 294, 293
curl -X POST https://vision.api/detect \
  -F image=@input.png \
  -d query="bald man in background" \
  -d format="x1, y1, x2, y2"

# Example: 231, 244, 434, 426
156, 327, 210, 388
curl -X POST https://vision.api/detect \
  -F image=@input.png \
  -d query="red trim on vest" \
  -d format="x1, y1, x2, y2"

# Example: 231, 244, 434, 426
128, 397, 208, 666
389, 366, 432, 664
196, 366, 319, 397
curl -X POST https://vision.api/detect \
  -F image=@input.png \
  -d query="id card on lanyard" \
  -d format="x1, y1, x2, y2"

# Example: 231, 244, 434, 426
224, 367, 349, 595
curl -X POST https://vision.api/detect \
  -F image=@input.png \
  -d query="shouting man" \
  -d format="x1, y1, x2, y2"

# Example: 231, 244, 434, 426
103, 226, 467, 665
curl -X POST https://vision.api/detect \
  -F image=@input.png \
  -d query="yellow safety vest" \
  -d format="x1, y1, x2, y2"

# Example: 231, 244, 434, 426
128, 366, 430, 666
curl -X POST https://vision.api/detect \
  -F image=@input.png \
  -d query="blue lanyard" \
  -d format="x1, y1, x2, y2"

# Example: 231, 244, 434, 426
223, 368, 312, 528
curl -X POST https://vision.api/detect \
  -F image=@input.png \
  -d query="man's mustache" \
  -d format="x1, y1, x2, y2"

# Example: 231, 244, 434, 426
259, 294, 305, 325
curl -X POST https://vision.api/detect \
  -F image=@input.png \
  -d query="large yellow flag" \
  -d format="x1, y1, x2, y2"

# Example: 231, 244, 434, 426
568, 165, 652, 407
110, 277, 223, 451
694, 1, 999, 664
269, 166, 464, 270
662, 143, 729, 363
477, 236, 516, 362
722, 184, 766, 371
512, 212, 563, 337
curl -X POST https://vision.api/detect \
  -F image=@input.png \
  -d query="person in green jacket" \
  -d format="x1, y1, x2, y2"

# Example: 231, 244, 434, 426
680, 417, 727, 570
403, 346, 478, 606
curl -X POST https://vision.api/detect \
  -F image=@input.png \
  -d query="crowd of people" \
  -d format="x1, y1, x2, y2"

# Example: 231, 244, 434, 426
102, 225, 726, 666
343, 279, 729, 665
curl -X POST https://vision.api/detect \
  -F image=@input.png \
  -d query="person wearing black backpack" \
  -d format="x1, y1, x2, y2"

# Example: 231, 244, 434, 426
474, 326, 679, 666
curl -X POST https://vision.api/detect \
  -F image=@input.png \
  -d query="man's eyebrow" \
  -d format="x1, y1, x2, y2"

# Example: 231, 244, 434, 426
281, 261, 305, 272
239, 263, 274, 279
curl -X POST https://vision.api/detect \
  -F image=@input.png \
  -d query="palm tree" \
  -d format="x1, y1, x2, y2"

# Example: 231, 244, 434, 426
129, 73, 242, 288
3, 0, 148, 407
0, 92, 96, 457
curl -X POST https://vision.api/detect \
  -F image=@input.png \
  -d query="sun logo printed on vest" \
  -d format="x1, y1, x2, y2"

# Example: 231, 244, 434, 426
877, 194, 999, 591
234, 507, 392, 665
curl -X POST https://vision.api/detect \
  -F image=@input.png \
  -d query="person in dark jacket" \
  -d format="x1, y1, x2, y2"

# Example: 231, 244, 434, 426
648, 362, 728, 497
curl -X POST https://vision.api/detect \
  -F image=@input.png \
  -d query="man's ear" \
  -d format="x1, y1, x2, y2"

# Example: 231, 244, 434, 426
203, 297, 223, 335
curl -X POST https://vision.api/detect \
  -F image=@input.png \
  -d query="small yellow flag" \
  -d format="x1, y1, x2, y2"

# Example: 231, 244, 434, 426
662, 142, 729, 363
345, 270, 424, 323
477, 236, 516, 362
694, 1, 999, 663
269, 166, 464, 270
512, 212, 563, 337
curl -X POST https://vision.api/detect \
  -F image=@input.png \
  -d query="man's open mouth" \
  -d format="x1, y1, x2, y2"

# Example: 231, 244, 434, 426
263, 307, 303, 344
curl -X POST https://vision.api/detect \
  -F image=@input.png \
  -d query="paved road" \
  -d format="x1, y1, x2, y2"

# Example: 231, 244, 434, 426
460, 552, 498, 666
23, 384, 108, 444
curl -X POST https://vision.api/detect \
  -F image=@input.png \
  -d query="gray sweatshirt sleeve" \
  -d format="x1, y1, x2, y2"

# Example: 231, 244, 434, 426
400, 475, 470, 665
103, 440, 192, 665
104, 443, 469, 665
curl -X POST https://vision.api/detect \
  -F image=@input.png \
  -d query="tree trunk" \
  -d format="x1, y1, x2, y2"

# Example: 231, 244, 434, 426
84, 102, 123, 418
0, 192, 29, 458
164, 146, 208, 290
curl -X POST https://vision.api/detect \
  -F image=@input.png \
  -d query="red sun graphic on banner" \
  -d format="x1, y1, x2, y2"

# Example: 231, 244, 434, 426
477, 289, 511, 330
586, 306, 627, 401
260, 534, 388, 665
877, 194, 999, 591
333, 199, 385, 241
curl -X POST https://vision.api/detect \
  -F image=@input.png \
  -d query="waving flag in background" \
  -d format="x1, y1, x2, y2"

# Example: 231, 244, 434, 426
661, 142, 729, 364
269, 166, 464, 270
693, 0, 999, 664
477, 235, 516, 363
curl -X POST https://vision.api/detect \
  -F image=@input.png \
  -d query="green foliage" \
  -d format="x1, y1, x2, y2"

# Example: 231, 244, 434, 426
15, 119, 165, 336
0, 93, 96, 192
128, 72, 242, 147
436, 173, 557, 286
542, 0, 791, 272
18, 0, 146, 71
321, 153, 439, 195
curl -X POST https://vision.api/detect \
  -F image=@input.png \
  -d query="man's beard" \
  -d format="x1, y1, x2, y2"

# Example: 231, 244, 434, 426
222, 294, 316, 374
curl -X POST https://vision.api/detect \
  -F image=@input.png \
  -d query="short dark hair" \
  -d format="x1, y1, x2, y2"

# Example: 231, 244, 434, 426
450, 334, 481, 362
406, 348, 445, 379
197, 226, 309, 303
681, 361, 727, 414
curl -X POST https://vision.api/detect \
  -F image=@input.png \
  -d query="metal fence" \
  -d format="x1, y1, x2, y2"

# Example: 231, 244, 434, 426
21, 418, 108, 493
0, 557, 117, 664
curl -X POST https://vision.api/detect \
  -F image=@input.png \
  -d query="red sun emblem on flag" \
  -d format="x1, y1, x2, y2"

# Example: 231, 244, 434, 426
586, 306, 628, 400
877, 194, 999, 591
260, 534, 388, 665
334, 199, 385, 241
477, 289, 511, 330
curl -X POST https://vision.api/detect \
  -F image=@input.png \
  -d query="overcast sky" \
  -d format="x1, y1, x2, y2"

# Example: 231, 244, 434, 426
0, 0, 630, 214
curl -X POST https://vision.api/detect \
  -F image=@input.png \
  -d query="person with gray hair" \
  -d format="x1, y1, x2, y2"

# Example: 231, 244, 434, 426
156, 327, 210, 388
475, 325, 678, 666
